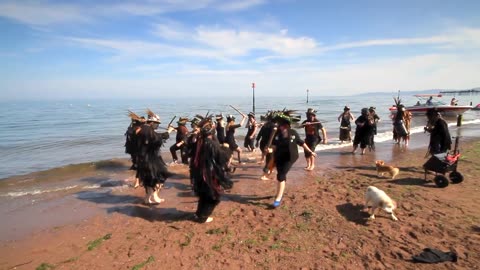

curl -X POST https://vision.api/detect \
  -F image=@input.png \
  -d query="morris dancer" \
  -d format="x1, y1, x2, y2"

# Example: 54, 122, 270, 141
244, 112, 258, 152
170, 117, 189, 165
352, 108, 374, 155
137, 109, 174, 204
338, 106, 354, 143
301, 108, 327, 171
125, 111, 145, 188
225, 110, 246, 164
191, 117, 233, 223
268, 112, 316, 208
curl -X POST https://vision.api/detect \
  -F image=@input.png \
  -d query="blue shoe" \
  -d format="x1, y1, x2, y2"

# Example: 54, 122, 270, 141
272, 200, 282, 208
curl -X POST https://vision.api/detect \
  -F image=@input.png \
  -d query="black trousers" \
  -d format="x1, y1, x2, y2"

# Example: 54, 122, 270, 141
195, 193, 220, 222
170, 144, 188, 164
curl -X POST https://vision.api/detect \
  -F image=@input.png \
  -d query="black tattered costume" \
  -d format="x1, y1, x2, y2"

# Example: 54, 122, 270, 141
136, 123, 172, 189
190, 120, 233, 222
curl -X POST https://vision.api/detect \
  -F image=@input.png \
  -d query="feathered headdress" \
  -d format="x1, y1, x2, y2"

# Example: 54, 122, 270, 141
127, 110, 145, 123
146, 108, 160, 123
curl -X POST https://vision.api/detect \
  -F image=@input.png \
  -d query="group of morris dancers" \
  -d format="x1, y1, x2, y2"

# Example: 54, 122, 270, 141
124, 101, 443, 223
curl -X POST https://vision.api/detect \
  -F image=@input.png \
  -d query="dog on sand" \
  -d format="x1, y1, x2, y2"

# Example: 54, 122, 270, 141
375, 160, 400, 179
365, 186, 398, 221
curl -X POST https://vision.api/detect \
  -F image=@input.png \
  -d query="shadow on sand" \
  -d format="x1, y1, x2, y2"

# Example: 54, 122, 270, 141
336, 203, 369, 226
387, 177, 436, 188
107, 205, 194, 223
224, 194, 273, 208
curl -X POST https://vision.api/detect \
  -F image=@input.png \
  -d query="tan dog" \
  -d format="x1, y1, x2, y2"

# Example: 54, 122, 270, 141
365, 186, 398, 221
375, 160, 400, 179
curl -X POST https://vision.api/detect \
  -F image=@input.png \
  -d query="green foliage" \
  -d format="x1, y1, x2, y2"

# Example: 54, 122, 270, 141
180, 232, 194, 247
36, 263, 55, 270
87, 233, 112, 251
132, 256, 155, 270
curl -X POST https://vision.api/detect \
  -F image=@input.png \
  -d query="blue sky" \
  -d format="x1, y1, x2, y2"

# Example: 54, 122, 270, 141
1, 0, 479, 100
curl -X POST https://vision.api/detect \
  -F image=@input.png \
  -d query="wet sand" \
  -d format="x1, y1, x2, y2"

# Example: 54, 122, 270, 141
0, 129, 479, 269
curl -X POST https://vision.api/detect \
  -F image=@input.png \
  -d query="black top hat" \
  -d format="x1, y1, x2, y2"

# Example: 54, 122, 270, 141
248, 112, 255, 118
306, 108, 317, 115
344, 106, 350, 111
226, 114, 236, 122
177, 117, 189, 124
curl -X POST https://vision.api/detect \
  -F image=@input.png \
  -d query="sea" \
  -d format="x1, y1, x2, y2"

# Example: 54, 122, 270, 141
1, 93, 479, 180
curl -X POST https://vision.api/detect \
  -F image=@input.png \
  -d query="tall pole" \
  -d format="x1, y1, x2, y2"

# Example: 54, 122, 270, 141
306, 89, 309, 104
252, 82, 256, 114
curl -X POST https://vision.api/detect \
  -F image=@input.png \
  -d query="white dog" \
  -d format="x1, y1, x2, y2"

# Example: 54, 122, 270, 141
365, 186, 398, 221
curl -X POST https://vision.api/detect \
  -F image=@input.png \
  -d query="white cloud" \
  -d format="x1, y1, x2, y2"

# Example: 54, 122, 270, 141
216, 0, 266, 11
193, 27, 318, 56
0, 1, 89, 26
0, 0, 265, 27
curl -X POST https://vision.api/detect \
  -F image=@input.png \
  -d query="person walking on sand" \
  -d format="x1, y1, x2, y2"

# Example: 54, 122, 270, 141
301, 108, 327, 171
352, 108, 374, 155
244, 112, 258, 152
225, 112, 246, 164
424, 108, 452, 155
267, 112, 316, 208
191, 117, 233, 223
338, 106, 354, 143
368, 107, 380, 151
137, 109, 174, 204
215, 114, 226, 144
169, 117, 189, 165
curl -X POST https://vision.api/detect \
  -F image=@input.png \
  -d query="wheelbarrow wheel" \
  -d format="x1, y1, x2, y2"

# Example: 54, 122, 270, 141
434, 175, 449, 188
449, 171, 464, 184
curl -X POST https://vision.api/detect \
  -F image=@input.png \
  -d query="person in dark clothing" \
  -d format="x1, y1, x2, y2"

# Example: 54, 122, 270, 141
256, 112, 275, 179
215, 114, 226, 144
301, 108, 327, 171
191, 117, 233, 223
244, 112, 258, 152
368, 107, 380, 151
425, 108, 452, 155
352, 108, 374, 155
338, 106, 354, 143
125, 112, 145, 188
137, 110, 174, 204
268, 112, 316, 208
169, 117, 190, 165
392, 104, 412, 146
225, 113, 246, 165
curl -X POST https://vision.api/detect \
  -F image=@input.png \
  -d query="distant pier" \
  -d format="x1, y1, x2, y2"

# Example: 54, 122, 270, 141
440, 89, 480, 95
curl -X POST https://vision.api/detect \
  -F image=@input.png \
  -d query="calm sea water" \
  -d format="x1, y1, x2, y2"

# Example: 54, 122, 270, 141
1, 94, 479, 179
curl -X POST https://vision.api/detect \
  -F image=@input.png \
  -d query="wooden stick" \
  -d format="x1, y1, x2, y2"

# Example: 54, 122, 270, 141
229, 105, 246, 116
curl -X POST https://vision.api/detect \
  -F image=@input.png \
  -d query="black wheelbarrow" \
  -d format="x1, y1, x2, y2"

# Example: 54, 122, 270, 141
423, 137, 464, 188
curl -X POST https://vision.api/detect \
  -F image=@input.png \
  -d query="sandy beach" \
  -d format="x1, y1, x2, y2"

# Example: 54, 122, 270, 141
0, 131, 479, 270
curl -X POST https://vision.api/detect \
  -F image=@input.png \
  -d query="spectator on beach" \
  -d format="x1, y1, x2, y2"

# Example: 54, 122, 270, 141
425, 108, 452, 155
137, 110, 174, 204
169, 117, 189, 165
338, 106, 354, 143
268, 112, 316, 208
352, 108, 374, 155
244, 112, 258, 152
191, 117, 233, 223
301, 108, 327, 171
